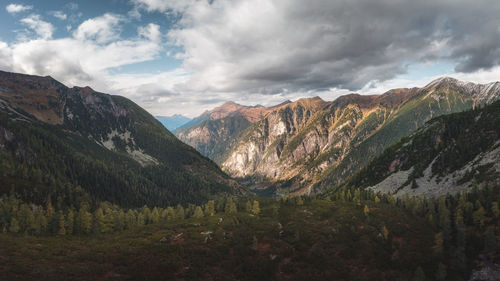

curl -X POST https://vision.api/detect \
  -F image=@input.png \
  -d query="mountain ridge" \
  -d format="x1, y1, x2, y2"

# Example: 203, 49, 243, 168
0, 70, 246, 207
175, 77, 500, 197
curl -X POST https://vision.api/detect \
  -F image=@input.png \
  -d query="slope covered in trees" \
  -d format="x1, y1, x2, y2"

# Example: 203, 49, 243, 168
1, 189, 499, 281
0, 71, 244, 209
339, 99, 500, 198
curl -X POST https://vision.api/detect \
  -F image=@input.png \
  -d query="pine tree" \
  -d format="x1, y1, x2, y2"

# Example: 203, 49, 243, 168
175, 204, 185, 220
363, 205, 370, 217
296, 196, 304, 206
93, 208, 106, 234
252, 200, 260, 216
204, 200, 215, 217
382, 226, 390, 241
57, 211, 66, 235
142, 206, 151, 224
137, 213, 145, 226
193, 206, 204, 219
9, 217, 20, 233
77, 206, 92, 234
166, 207, 176, 220
245, 200, 252, 212
225, 198, 237, 214
125, 210, 136, 229
491, 202, 500, 218
484, 228, 497, 253
412, 266, 425, 281
472, 204, 486, 229
435, 263, 447, 281
66, 209, 74, 235
454, 209, 467, 270
150, 207, 160, 224
433, 232, 444, 255
438, 198, 451, 241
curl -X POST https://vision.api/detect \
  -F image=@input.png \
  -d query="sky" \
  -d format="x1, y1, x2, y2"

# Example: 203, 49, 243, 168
1, 0, 500, 117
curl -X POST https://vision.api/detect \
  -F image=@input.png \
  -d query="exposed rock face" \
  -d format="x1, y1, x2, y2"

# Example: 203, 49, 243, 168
178, 77, 500, 197
348, 99, 500, 198
221, 93, 413, 194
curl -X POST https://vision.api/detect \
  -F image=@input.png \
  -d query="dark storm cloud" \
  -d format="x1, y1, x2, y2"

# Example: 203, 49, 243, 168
165, 0, 500, 93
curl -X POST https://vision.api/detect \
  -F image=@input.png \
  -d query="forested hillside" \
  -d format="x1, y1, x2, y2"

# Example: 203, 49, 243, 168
0, 71, 244, 209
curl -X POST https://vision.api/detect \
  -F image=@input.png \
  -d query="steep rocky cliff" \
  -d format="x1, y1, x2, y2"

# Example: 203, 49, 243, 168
177, 77, 500, 197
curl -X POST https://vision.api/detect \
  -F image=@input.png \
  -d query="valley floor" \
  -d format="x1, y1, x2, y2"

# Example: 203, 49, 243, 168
0, 200, 449, 281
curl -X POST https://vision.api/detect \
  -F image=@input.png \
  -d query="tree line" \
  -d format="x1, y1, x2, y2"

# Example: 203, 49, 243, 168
0, 193, 260, 236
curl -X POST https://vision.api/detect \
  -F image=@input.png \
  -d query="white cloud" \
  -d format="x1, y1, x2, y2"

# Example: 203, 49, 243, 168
49, 11, 67, 20
73, 13, 124, 44
20, 14, 55, 40
129, 0, 500, 97
0, 41, 13, 70
132, 0, 197, 13
0, 13, 164, 96
6, 3, 32, 14
65, 2, 78, 11
138, 23, 161, 42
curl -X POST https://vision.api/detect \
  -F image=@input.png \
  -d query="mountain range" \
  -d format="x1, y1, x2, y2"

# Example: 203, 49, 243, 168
0, 71, 244, 208
176, 77, 500, 197
155, 114, 191, 131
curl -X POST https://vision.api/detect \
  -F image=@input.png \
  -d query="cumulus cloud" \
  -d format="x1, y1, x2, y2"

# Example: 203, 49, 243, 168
132, 0, 500, 96
73, 13, 124, 44
0, 41, 13, 70
6, 3, 32, 14
49, 11, 67, 20
0, 13, 164, 95
20, 14, 55, 40
132, 0, 197, 13
138, 23, 161, 42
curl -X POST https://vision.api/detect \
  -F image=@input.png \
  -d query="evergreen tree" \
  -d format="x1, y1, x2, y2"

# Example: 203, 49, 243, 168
433, 232, 444, 255
412, 266, 425, 281
484, 228, 497, 253
193, 206, 204, 219
438, 198, 451, 241
57, 211, 66, 235
204, 200, 215, 217
382, 226, 389, 240
137, 213, 145, 226
93, 208, 106, 234
225, 198, 237, 214
252, 200, 260, 216
245, 200, 252, 213
46, 199, 55, 219
77, 206, 92, 234
175, 204, 185, 220
472, 204, 486, 229
66, 209, 74, 235
150, 207, 160, 224
166, 207, 175, 220
491, 202, 500, 218
435, 263, 447, 281
296, 196, 304, 206
142, 206, 151, 224
9, 217, 20, 233
125, 210, 136, 229
363, 205, 370, 217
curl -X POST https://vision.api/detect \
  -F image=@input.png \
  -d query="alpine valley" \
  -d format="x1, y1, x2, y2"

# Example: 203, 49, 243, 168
176, 77, 500, 197
1, 71, 500, 281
